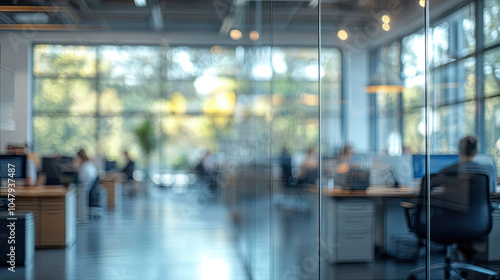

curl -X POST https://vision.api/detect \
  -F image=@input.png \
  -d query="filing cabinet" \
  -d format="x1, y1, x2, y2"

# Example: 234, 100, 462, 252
333, 200, 374, 262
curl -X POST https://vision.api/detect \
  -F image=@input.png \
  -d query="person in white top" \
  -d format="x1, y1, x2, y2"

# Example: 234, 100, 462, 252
75, 149, 98, 191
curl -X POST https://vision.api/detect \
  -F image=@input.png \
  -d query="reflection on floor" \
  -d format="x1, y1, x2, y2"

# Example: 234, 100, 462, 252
0, 185, 249, 280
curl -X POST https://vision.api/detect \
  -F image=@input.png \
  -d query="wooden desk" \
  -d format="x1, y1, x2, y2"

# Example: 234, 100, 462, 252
100, 175, 122, 210
1, 186, 76, 248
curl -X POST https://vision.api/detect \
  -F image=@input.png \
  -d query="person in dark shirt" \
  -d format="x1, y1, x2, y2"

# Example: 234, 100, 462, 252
440, 135, 497, 193
440, 135, 497, 262
280, 148, 292, 189
121, 151, 134, 180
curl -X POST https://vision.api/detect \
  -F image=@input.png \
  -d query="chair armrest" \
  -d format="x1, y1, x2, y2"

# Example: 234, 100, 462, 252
400, 201, 416, 209
400, 200, 418, 231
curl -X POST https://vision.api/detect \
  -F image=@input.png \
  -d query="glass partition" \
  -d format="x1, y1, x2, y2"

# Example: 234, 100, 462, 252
29, 0, 500, 279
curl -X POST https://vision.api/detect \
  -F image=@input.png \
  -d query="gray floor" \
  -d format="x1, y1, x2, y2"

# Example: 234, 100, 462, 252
0, 185, 249, 280
2, 185, 499, 280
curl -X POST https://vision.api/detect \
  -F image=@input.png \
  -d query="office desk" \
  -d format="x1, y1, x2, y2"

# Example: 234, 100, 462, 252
1, 186, 76, 248
100, 175, 122, 210
318, 186, 500, 263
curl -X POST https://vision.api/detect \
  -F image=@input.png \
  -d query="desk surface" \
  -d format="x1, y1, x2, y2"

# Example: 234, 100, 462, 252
311, 186, 500, 199
1, 185, 72, 197
320, 186, 419, 198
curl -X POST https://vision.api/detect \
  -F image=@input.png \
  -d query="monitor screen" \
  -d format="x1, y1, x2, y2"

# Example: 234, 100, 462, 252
105, 160, 117, 171
412, 154, 459, 178
371, 155, 413, 186
0, 154, 27, 179
42, 157, 74, 185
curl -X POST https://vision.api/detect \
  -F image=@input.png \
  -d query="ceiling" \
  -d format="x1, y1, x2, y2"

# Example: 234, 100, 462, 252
0, 0, 425, 40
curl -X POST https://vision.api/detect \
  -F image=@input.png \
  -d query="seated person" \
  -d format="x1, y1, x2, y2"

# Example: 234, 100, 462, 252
75, 148, 98, 192
440, 135, 496, 193
297, 147, 318, 185
439, 135, 497, 262
336, 145, 355, 174
121, 151, 135, 181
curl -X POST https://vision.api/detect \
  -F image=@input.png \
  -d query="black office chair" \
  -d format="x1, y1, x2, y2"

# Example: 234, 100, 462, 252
401, 171, 499, 280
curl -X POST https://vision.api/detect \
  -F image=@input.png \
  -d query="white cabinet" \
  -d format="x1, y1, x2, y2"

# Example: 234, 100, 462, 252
331, 200, 374, 263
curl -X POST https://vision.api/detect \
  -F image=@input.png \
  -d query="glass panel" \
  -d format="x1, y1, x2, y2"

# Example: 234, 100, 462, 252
33, 115, 96, 157
403, 32, 425, 109
432, 58, 475, 105
33, 77, 97, 114
33, 45, 96, 77
433, 102, 476, 154
484, 0, 500, 47
431, 3, 475, 65
485, 97, 500, 170
485, 48, 500, 97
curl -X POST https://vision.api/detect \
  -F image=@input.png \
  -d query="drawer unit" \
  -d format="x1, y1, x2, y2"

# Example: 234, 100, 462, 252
337, 232, 373, 261
337, 215, 372, 231
333, 200, 375, 263
337, 201, 373, 214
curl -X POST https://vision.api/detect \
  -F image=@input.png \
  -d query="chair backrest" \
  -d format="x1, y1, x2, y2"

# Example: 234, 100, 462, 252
413, 171, 492, 244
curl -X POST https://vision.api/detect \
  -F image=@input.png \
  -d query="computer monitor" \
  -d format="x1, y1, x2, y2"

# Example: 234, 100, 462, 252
42, 157, 74, 185
0, 154, 27, 180
105, 160, 117, 172
371, 155, 413, 186
412, 154, 459, 178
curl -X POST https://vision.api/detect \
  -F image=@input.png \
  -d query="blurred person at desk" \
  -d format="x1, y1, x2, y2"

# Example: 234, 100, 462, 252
74, 148, 98, 221
75, 148, 98, 192
121, 151, 135, 181
335, 145, 355, 174
121, 151, 136, 193
439, 135, 497, 262
440, 135, 497, 194
297, 147, 318, 185
6, 143, 40, 186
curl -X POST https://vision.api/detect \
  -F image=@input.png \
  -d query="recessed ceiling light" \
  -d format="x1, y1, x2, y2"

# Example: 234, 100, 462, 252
230, 29, 242, 40
337, 29, 348, 40
249, 30, 259, 41
13, 13, 49, 24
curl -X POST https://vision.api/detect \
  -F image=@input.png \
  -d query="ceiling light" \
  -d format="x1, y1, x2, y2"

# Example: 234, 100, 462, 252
381, 15, 390, 23
13, 13, 49, 24
134, 0, 147, 7
382, 23, 390, 31
230, 29, 242, 40
249, 30, 259, 41
419, 0, 425, 7
337, 29, 348, 41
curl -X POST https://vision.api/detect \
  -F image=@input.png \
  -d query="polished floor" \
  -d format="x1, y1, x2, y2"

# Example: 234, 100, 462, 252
0, 185, 249, 280
2, 185, 500, 280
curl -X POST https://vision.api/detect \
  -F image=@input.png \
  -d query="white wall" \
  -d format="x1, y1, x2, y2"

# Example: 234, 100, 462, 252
343, 49, 370, 153
0, 32, 32, 152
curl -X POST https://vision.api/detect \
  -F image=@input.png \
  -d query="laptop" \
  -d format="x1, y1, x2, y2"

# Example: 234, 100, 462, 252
335, 168, 370, 191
